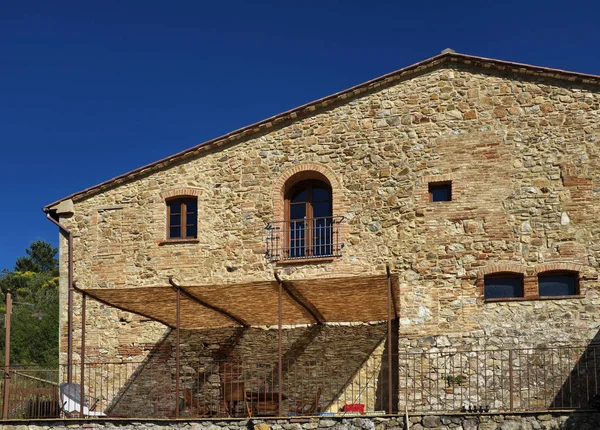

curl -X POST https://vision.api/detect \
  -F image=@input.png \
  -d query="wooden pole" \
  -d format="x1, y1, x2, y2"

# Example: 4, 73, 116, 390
387, 263, 393, 414
2, 290, 12, 420
278, 278, 283, 417
175, 286, 180, 418
80, 293, 86, 417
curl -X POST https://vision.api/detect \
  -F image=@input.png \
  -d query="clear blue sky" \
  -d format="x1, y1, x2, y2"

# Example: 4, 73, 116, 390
1, 0, 599, 271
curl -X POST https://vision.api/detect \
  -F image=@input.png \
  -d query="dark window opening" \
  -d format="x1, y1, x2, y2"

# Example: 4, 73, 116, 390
538, 272, 578, 297
167, 197, 198, 240
429, 181, 452, 202
484, 274, 524, 299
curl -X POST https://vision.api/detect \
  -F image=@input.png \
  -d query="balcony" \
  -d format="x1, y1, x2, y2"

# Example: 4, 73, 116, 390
265, 216, 344, 262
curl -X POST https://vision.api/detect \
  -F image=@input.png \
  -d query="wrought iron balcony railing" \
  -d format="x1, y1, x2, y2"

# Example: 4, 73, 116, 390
265, 216, 344, 262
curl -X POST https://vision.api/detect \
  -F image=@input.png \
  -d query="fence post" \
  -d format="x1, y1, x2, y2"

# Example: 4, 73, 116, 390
80, 293, 86, 417
508, 349, 514, 411
278, 277, 283, 417
387, 263, 393, 415
175, 286, 180, 419
2, 290, 12, 420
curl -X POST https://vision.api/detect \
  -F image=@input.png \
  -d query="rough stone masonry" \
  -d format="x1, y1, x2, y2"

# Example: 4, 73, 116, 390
4, 412, 600, 429
45, 53, 600, 416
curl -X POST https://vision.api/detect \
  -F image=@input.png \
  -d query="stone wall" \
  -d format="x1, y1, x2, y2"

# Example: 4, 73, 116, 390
5, 412, 600, 430
53, 61, 600, 413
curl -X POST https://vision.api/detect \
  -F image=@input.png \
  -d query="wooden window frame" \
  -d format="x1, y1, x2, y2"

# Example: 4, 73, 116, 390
166, 197, 198, 240
537, 270, 580, 297
284, 179, 332, 258
428, 181, 452, 202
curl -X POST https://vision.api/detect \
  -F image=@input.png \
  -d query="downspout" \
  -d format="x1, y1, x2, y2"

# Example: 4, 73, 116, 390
45, 211, 73, 385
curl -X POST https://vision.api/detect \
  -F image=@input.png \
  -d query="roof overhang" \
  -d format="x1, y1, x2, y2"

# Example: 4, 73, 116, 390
75, 274, 400, 329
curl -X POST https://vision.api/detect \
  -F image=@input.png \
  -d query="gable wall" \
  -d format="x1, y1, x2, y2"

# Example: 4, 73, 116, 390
57, 65, 600, 370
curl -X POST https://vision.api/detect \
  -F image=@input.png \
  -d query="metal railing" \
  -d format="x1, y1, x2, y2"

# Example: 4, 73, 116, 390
0, 368, 60, 419
2, 344, 599, 419
0, 355, 388, 419
399, 344, 600, 413
265, 216, 344, 262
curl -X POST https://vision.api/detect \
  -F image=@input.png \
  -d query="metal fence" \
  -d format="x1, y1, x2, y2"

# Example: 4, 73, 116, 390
0, 354, 387, 419
399, 344, 600, 412
2, 344, 599, 419
0, 368, 60, 419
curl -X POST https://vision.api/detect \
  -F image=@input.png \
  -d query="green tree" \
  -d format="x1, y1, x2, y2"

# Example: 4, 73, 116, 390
13, 239, 58, 275
0, 240, 59, 367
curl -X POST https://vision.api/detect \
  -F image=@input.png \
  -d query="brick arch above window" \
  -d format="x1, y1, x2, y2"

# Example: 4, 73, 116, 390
534, 262, 583, 275
478, 263, 527, 279
271, 163, 347, 222
160, 188, 202, 200
477, 262, 587, 301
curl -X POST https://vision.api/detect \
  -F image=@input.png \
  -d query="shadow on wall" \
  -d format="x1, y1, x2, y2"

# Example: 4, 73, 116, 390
106, 323, 393, 418
562, 413, 600, 430
552, 331, 600, 413
560, 331, 600, 429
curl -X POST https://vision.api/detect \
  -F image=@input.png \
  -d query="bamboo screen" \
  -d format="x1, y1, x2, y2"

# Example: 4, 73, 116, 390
80, 274, 398, 329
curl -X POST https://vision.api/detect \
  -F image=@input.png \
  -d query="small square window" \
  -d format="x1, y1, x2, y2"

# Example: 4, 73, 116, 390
429, 181, 452, 202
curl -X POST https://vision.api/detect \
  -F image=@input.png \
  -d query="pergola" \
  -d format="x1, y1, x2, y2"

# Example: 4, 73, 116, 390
71, 265, 399, 417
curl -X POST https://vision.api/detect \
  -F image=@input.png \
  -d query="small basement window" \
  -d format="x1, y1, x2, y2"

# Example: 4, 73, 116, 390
167, 197, 198, 240
538, 272, 578, 297
429, 181, 452, 202
484, 273, 524, 299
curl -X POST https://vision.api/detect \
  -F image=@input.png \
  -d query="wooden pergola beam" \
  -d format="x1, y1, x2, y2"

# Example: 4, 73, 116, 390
73, 283, 175, 329
274, 271, 325, 325
168, 277, 250, 328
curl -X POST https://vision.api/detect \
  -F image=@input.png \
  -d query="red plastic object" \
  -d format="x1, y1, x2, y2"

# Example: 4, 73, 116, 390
342, 403, 365, 413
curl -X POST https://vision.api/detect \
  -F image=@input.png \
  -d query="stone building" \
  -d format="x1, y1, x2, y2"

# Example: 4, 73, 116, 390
44, 50, 600, 418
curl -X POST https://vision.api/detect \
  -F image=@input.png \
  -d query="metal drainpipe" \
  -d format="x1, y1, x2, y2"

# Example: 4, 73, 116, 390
45, 211, 74, 385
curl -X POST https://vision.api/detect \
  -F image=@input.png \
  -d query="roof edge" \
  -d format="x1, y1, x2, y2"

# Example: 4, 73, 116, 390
44, 51, 600, 210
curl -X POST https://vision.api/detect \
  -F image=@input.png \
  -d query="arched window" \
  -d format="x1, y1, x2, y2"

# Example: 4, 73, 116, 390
285, 180, 333, 259
166, 197, 198, 240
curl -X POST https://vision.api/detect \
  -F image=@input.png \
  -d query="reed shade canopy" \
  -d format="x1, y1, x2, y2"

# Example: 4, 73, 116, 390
76, 274, 399, 329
